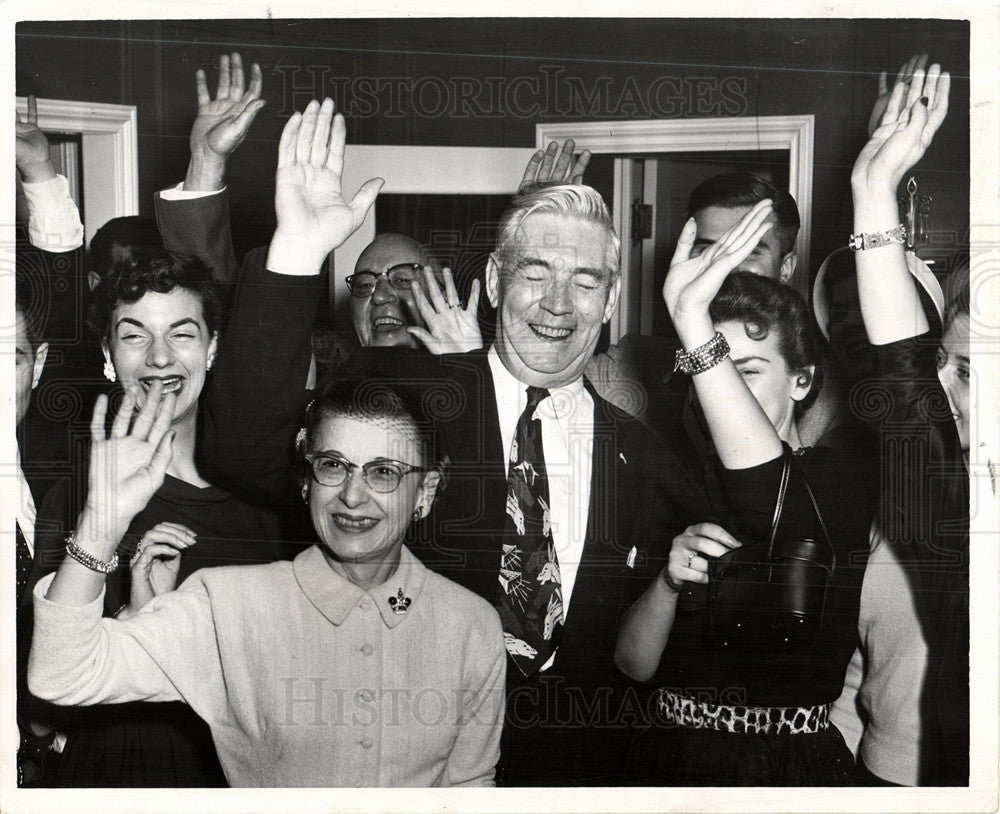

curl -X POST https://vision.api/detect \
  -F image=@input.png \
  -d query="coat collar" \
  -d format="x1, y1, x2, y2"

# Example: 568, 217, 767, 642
292, 544, 428, 629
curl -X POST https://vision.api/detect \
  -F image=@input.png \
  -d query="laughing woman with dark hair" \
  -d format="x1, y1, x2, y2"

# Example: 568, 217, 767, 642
30, 249, 286, 787
615, 208, 878, 785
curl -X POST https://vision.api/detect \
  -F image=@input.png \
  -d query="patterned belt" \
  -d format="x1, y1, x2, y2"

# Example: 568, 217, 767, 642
656, 689, 830, 735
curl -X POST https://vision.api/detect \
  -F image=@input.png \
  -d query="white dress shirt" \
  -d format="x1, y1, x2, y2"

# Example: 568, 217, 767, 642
487, 347, 594, 633
21, 174, 83, 252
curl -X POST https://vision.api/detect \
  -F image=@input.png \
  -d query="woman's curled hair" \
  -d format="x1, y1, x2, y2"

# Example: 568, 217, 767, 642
709, 271, 825, 411
87, 248, 223, 340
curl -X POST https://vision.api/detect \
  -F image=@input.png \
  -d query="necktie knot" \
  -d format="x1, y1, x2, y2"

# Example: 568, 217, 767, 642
525, 386, 549, 415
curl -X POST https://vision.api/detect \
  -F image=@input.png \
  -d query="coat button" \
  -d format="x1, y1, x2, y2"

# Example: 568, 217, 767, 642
360, 644, 374, 656
360, 737, 374, 750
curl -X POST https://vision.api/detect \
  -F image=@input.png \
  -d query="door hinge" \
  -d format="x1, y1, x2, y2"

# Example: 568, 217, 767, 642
631, 200, 652, 246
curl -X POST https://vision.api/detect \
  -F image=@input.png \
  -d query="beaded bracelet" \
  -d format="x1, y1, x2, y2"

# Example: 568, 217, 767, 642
65, 531, 119, 574
848, 224, 906, 251
673, 331, 731, 376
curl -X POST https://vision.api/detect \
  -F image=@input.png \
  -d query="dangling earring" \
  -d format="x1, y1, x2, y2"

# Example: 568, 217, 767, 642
102, 358, 117, 383
301, 484, 309, 503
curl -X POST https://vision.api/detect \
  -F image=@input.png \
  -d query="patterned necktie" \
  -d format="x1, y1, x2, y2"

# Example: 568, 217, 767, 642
496, 386, 564, 676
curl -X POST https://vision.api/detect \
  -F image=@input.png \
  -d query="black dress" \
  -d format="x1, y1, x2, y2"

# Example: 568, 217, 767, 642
31, 475, 293, 787
627, 443, 879, 786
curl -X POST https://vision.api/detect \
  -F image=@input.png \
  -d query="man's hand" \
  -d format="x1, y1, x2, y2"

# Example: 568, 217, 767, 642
16, 95, 56, 183
269, 98, 383, 275
185, 52, 266, 191
519, 139, 591, 192
407, 266, 484, 354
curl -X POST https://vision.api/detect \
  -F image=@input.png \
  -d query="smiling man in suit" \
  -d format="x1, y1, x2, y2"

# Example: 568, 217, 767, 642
196, 101, 706, 786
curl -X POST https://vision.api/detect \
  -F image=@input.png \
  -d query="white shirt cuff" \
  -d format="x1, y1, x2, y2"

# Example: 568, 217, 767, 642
158, 182, 226, 201
22, 174, 84, 252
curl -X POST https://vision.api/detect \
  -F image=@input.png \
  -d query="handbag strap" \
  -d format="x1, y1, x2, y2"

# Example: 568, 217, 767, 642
765, 448, 792, 559
767, 447, 836, 577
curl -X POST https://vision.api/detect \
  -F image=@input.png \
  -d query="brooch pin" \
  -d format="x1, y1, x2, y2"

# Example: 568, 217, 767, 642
388, 588, 412, 615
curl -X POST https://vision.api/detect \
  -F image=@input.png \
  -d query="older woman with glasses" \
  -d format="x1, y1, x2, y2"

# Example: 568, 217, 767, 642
28, 99, 506, 789
28, 375, 506, 787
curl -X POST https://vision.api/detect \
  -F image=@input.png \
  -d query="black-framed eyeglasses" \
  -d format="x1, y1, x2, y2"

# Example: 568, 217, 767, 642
345, 264, 425, 298
303, 452, 428, 493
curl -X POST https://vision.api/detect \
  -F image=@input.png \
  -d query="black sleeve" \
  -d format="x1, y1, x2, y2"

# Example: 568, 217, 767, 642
199, 247, 323, 504
870, 334, 969, 574
155, 189, 239, 284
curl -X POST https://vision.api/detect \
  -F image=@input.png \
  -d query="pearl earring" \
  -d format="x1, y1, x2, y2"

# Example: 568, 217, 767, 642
102, 358, 117, 383
412, 509, 422, 522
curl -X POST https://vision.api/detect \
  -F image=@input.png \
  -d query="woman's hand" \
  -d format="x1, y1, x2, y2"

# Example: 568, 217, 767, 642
852, 61, 950, 193
662, 200, 773, 348
118, 523, 199, 619
270, 98, 384, 274
81, 382, 177, 550
664, 523, 741, 589
407, 266, 484, 354
867, 54, 927, 138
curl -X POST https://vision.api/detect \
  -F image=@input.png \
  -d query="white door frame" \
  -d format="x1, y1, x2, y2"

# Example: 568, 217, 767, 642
536, 116, 815, 339
334, 145, 537, 307
16, 97, 139, 245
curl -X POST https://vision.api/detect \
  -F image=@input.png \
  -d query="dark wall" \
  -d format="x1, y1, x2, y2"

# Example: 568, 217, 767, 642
15, 17, 970, 278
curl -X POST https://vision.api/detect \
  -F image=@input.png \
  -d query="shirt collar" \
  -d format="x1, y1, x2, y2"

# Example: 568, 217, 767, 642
292, 544, 428, 629
487, 344, 588, 418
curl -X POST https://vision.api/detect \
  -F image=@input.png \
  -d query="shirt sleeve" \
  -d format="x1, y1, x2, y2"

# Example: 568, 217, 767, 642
157, 181, 226, 201
21, 174, 84, 252
28, 572, 227, 725
442, 611, 506, 787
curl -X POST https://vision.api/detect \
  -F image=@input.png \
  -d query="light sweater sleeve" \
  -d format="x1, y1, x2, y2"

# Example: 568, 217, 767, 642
28, 572, 226, 722
442, 607, 506, 787
21, 174, 84, 251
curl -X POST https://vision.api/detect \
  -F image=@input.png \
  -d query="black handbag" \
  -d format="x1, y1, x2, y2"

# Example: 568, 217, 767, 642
706, 450, 835, 649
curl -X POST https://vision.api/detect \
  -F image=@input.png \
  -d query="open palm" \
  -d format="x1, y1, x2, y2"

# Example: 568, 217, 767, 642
853, 62, 950, 189
85, 384, 176, 540
190, 53, 265, 159
274, 99, 383, 256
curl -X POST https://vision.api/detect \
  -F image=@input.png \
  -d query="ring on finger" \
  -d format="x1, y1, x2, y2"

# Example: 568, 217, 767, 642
686, 551, 696, 569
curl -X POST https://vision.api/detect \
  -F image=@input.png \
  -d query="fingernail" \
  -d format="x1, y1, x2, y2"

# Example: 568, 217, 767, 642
920, 97, 929, 106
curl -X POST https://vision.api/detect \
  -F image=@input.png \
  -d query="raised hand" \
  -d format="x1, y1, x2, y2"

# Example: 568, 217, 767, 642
407, 266, 484, 354
81, 382, 177, 546
15, 94, 56, 183
120, 522, 198, 618
867, 54, 927, 138
519, 139, 591, 191
662, 200, 773, 345
185, 52, 266, 190
853, 61, 950, 191
272, 98, 384, 273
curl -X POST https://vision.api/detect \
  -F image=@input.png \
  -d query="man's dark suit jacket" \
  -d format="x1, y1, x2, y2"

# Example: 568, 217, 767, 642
192, 246, 709, 786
